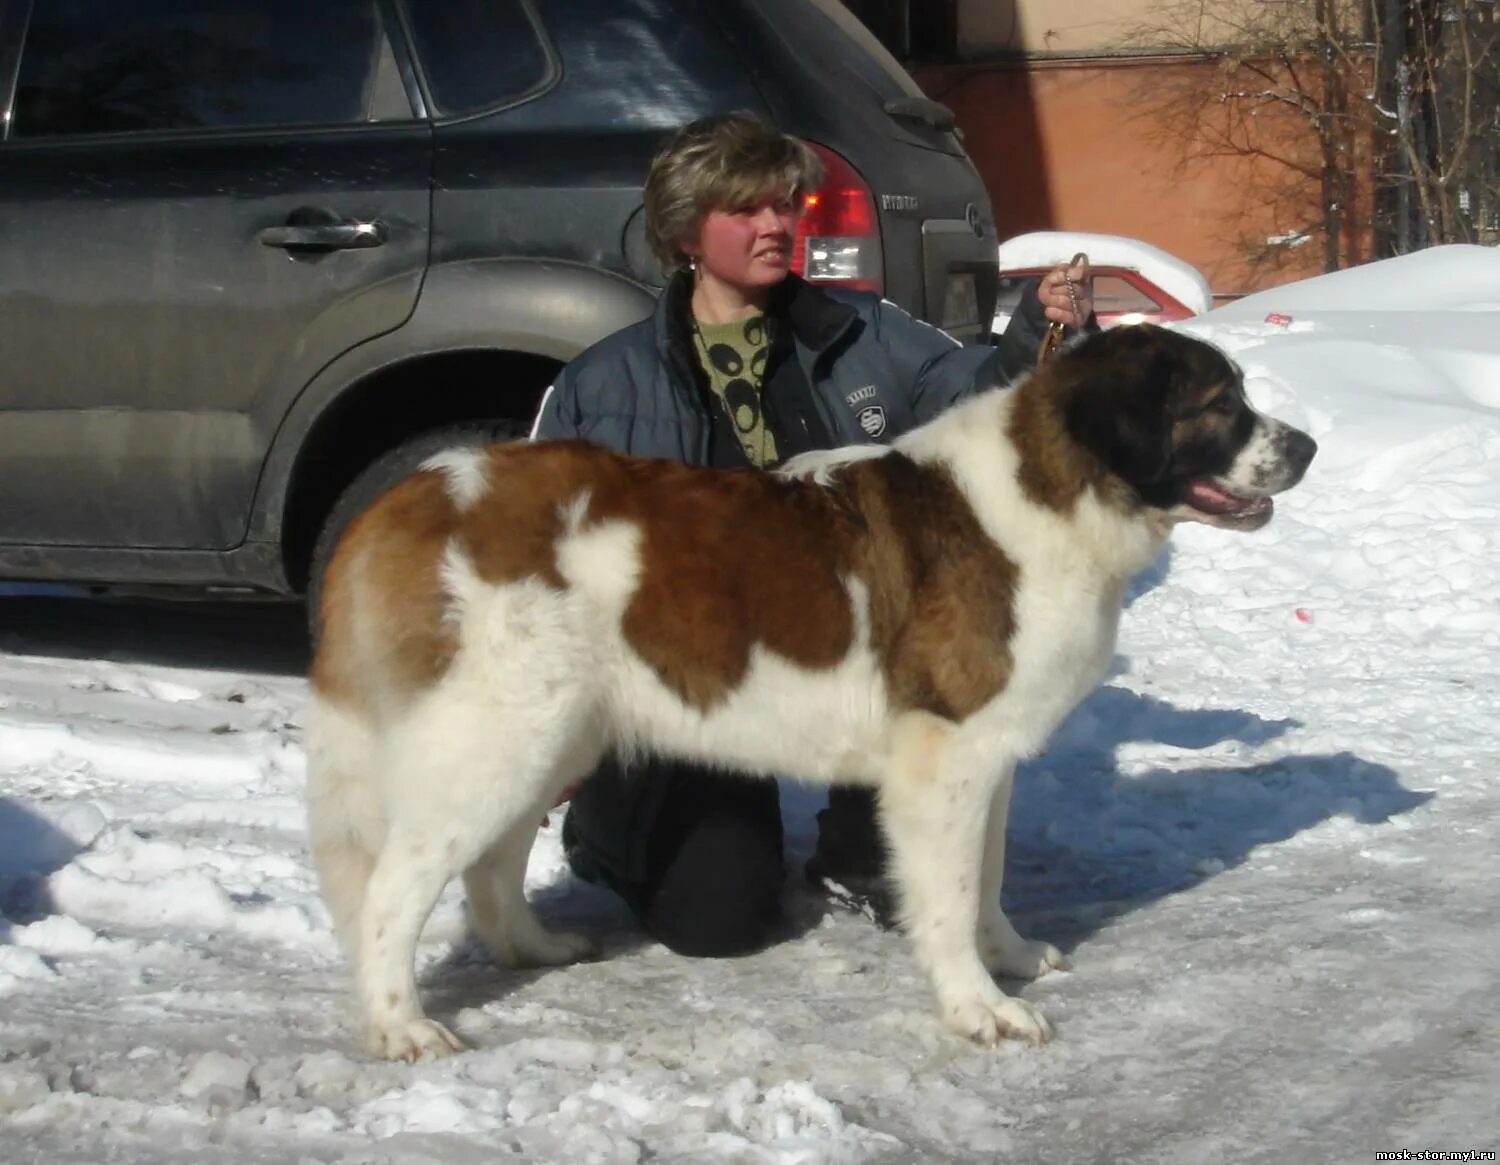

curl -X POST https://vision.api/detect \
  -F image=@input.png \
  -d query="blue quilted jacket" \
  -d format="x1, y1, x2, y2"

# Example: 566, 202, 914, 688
533, 272, 1050, 460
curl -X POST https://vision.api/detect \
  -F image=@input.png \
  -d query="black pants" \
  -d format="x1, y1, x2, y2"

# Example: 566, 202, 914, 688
562, 756, 886, 956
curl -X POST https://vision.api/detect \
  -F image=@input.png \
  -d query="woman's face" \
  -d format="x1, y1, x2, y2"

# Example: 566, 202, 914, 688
684, 193, 802, 297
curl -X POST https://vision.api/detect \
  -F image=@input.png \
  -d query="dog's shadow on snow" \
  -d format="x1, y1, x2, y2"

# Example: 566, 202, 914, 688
437, 670, 1431, 1002
1123, 544, 1173, 608
996, 681, 1430, 947
777, 671, 1428, 957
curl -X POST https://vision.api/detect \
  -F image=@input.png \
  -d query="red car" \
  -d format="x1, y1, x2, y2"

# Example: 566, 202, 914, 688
992, 231, 1212, 334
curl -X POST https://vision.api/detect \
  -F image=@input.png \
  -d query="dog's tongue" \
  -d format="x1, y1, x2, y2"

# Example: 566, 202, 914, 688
1185, 479, 1271, 517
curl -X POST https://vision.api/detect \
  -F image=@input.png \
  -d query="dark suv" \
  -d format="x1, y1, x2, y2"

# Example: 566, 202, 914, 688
0, 0, 998, 600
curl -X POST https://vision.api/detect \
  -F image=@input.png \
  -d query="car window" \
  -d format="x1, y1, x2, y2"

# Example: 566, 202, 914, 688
11, 0, 404, 139
999, 272, 1166, 316
400, 0, 552, 118
1094, 275, 1163, 316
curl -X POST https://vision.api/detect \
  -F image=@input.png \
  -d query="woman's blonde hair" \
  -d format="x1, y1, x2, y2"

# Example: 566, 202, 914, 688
644, 111, 824, 274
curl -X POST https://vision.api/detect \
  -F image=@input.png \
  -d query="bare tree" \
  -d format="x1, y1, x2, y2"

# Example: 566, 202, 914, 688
1125, 0, 1499, 272
1391, 0, 1500, 247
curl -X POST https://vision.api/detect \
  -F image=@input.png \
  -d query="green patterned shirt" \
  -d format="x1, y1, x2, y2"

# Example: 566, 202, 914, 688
691, 313, 778, 467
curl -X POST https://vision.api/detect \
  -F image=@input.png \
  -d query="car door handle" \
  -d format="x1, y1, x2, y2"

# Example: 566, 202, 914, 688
258, 210, 387, 251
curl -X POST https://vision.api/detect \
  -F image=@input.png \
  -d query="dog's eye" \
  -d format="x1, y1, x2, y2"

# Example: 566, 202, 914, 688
1205, 395, 1238, 414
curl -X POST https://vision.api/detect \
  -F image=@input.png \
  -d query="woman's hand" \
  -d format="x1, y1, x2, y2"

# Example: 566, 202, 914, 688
1037, 257, 1094, 328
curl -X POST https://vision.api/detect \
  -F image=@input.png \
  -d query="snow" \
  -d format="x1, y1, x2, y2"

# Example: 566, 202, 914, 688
3, 244, 1499, 1161
1207, 243, 1500, 316
997, 229, 1215, 315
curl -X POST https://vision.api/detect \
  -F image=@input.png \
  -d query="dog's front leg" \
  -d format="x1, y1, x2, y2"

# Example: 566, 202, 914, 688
878, 714, 1052, 1047
976, 774, 1066, 980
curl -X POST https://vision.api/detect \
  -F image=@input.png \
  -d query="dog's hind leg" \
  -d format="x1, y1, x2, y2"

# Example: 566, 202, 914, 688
878, 713, 1052, 1047
462, 677, 604, 970
354, 702, 589, 1062
355, 818, 470, 1061
976, 776, 1066, 980
463, 817, 597, 969
353, 588, 601, 1061
305, 696, 384, 962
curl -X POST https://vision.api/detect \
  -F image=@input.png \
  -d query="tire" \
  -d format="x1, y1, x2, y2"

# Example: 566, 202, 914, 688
305, 419, 529, 639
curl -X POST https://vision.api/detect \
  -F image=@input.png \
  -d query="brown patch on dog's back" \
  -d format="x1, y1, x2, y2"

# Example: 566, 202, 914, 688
457, 441, 614, 590
317, 438, 1022, 725
604, 452, 1021, 719
838, 455, 1019, 720
312, 469, 462, 712
594, 460, 860, 710
464, 445, 1019, 721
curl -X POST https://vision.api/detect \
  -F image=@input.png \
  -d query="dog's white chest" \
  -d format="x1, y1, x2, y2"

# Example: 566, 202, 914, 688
990, 570, 1123, 755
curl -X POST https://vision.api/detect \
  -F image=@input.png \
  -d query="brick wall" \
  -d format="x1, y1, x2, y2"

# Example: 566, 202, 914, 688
913, 55, 1356, 297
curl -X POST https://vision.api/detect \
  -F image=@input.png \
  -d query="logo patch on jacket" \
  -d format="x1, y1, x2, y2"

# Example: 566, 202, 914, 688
845, 385, 878, 406
858, 405, 887, 437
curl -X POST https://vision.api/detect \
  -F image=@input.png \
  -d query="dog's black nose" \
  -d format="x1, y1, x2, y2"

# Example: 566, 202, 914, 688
1285, 429, 1318, 477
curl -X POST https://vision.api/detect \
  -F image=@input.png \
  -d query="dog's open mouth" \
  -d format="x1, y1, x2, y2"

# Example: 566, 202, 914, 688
1180, 478, 1273, 528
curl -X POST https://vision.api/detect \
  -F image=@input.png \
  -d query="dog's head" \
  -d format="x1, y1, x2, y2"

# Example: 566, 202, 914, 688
1056, 324, 1316, 530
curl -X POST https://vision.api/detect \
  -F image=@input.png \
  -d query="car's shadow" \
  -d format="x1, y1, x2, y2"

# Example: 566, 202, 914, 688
0, 593, 310, 675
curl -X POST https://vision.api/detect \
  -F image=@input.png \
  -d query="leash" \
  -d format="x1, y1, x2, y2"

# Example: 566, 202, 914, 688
1035, 251, 1089, 369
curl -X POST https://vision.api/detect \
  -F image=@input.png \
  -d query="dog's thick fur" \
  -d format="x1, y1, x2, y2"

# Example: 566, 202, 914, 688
306, 325, 1316, 1060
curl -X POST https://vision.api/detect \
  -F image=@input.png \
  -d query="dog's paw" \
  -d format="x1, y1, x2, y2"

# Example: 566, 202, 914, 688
510, 929, 597, 969
944, 994, 1053, 1048
369, 1017, 467, 1063
981, 936, 1067, 981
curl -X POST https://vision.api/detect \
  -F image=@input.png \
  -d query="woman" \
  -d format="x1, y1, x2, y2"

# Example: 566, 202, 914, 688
533, 111, 1094, 957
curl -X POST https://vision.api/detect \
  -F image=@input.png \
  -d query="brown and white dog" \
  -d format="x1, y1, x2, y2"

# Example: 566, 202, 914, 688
306, 325, 1315, 1061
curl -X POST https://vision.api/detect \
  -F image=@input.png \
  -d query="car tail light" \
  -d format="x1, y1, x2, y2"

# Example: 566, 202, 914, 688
794, 143, 883, 293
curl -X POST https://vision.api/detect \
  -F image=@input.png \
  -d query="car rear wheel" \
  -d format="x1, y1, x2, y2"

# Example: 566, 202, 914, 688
305, 419, 529, 640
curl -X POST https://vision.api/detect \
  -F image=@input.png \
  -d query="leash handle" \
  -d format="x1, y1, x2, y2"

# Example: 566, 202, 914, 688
1036, 252, 1090, 369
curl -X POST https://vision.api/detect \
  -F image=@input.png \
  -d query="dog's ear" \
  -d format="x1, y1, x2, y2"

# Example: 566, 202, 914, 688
1060, 327, 1177, 489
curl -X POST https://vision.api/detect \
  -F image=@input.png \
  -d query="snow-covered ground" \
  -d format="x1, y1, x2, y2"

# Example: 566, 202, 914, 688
3, 246, 1498, 1163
